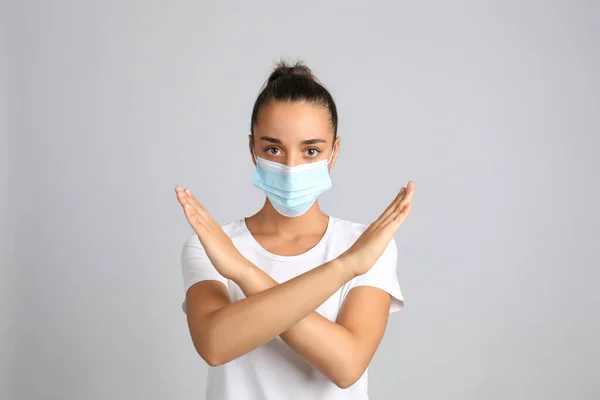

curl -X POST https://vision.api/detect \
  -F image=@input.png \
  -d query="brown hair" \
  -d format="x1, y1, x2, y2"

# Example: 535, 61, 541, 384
250, 60, 338, 140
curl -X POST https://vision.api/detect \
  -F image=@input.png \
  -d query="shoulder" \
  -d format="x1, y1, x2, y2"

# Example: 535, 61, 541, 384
330, 216, 369, 236
329, 216, 398, 252
331, 217, 369, 244
329, 216, 368, 249
182, 218, 247, 251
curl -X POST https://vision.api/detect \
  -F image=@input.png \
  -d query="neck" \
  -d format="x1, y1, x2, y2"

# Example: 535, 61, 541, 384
248, 199, 329, 237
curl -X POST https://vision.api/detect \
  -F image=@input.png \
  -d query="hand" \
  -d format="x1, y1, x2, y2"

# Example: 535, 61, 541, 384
341, 181, 415, 277
175, 186, 249, 281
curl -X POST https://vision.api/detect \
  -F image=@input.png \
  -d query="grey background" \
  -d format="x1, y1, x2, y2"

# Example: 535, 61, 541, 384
1, 1, 599, 399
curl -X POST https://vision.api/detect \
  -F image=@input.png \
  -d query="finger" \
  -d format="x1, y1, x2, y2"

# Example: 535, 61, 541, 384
380, 200, 412, 230
397, 189, 414, 213
365, 181, 415, 233
382, 187, 406, 216
393, 203, 412, 230
184, 188, 210, 217
182, 190, 216, 230
374, 187, 407, 226
391, 181, 415, 215
176, 188, 187, 206
176, 190, 193, 209
183, 202, 210, 232
179, 189, 209, 221
403, 181, 415, 203
390, 202, 412, 227
175, 185, 185, 203
177, 188, 201, 225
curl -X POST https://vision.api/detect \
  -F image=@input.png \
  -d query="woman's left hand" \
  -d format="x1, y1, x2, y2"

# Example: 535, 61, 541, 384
175, 185, 249, 281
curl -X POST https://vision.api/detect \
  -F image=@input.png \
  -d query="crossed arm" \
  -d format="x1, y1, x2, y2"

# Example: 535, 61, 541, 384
177, 182, 414, 388
185, 255, 394, 389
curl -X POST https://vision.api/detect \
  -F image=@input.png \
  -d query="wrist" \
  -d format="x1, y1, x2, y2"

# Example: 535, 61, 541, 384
331, 254, 359, 283
230, 257, 260, 285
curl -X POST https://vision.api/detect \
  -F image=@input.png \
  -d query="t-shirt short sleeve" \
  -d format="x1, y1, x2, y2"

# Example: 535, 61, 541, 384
341, 238, 405, 313
180, 235, 228, 314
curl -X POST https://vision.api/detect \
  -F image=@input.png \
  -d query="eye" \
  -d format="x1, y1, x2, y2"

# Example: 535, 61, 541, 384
305, 147, 321, 157
265, 147, 281, 155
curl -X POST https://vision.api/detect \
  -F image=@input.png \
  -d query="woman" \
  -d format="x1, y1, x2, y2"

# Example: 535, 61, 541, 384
175, 60, 415, 400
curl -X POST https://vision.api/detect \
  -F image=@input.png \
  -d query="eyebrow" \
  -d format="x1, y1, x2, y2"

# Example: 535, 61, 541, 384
259, 136, 327, 145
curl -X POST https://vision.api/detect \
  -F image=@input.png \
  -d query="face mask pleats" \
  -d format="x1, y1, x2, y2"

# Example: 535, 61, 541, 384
252, 155, 333, 217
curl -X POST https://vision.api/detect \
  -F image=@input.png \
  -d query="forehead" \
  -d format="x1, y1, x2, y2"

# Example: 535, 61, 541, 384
255, 101, 333, 141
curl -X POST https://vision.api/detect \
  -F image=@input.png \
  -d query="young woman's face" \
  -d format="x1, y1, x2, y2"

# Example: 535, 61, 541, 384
250, 101, 339, 168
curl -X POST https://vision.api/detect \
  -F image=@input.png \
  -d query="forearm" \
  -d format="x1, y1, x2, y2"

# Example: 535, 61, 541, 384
203, 257, 355, 365
235, 264, 360, 386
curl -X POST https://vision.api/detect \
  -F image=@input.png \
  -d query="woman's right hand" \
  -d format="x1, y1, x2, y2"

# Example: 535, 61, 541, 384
175, 185, 251, 281
340, 181, 415, 277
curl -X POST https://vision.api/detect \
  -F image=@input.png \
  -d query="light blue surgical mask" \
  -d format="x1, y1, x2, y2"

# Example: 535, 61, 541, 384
252, 147, 335, 217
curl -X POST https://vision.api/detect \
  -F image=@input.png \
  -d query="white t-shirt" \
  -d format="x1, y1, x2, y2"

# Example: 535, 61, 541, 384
181, 215, 405, 400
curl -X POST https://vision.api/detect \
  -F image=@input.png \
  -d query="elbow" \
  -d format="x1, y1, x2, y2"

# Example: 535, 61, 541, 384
192, 329, 226, 367
332, 363, 364, 389
202, 352, 223, 367
198, 340, 222, 367
334, 375, 359, 390
197, 344, 226, 367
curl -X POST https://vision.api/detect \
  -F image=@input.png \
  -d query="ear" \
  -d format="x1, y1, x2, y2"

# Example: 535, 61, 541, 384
248, 134, 257, 166
329, 136, 341, 170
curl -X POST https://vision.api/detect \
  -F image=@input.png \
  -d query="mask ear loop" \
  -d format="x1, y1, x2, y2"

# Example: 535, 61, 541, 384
251, 139, 258, 164
326, 142, 336, 166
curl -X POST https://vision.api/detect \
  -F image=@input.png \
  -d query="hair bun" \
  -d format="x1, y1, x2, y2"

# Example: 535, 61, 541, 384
251, 58, 338, 139
267, 60, 316, 85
